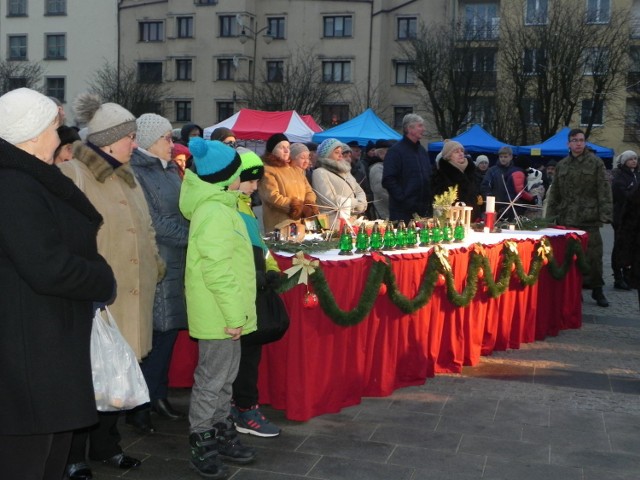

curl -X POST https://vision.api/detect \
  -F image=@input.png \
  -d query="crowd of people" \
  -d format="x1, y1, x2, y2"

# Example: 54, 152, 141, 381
1, 86, 638, 480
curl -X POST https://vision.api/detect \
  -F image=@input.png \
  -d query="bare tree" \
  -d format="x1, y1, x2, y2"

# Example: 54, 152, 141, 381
402, 22, 500, 138
339, 81, 389, 118
86, 62, 171, 117
0, 61, 44, 95
499, 0, 630, 143
239, 47, 340, 119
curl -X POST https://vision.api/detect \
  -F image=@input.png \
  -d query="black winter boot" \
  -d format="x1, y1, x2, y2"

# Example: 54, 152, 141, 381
613, 270, 631, 290
189, 429, 229, 479
213, 418, 256, 464
591, 287, 609, 307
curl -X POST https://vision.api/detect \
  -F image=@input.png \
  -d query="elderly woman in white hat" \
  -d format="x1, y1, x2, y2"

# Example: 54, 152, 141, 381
0, 88, 114, 479
312, 138, 367, 229
59, 94, 164, 478
127, 113, 190, 430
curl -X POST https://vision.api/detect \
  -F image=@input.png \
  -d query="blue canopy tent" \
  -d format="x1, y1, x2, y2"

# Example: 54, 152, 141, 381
428, 124, 516, 154
516, 127, 614, 159
311, 108, 401, 145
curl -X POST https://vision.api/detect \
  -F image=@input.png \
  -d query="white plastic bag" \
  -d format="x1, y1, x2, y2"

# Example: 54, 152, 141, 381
90, 307, 149, 411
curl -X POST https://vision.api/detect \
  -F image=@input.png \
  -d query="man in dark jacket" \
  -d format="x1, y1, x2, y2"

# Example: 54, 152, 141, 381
480, 146, 517, 217
382, 114, 433, 222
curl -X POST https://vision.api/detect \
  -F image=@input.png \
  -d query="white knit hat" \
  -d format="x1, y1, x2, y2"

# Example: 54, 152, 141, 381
0, 88, 58, 145
73, 93, 136, 147
136, 113, 173, 150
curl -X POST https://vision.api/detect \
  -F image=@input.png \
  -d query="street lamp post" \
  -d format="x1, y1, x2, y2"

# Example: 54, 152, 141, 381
237, 16, 273, 108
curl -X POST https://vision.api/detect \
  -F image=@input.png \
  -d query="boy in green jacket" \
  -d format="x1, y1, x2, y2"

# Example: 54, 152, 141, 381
179, 138, 257, 479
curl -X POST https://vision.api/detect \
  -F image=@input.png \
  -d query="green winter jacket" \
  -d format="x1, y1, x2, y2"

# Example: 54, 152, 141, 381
179, 170, 257, 339
546, 150, 613, 228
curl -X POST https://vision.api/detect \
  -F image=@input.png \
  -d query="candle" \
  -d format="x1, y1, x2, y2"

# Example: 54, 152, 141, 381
486, 196, 495, 213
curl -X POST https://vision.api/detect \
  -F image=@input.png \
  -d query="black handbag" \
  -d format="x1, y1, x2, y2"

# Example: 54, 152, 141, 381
242, 287, 290, 346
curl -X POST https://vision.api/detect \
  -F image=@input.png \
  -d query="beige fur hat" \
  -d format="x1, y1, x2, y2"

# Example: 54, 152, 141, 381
73, 93, 136, 147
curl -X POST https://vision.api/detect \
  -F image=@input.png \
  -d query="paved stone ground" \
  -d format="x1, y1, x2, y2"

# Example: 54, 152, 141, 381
89, 225, 640, 480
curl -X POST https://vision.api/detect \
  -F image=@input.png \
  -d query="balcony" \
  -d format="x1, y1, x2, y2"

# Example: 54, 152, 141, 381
459, 18, 500, 42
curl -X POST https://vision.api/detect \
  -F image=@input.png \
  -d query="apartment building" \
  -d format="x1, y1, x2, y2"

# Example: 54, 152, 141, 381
3, 0, 640, 152
0, 0, 118, 119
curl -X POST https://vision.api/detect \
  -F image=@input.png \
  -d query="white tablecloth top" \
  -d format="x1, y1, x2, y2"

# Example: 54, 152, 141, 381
274, 228, 586, 262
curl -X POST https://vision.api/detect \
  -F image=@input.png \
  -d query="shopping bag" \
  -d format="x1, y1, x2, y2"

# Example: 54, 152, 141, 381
242, 288, 290, 346
90, 307, 149, 411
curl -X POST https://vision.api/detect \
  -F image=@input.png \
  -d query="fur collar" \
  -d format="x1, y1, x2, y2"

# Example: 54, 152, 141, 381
261, 152, 289, 168
316, 156, 352, 175
0, 138, 103, 224
73, 141, 137, 188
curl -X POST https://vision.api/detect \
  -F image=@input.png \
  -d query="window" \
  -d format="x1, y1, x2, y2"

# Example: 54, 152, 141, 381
176, 59, 192, 80
523, 48, 545, 75
195, 0, 217, 4
46, 77, 65, 102
393, 106, 413, 129
586, 0, 610, 24
267, 17, 285, 39
463, 48, 497, 72
177, 16, 194, 38
267, 61, 284, 83
397, 17, 417, 40
467, 97, 494, 127
139, 21, 164, 42
217, 102, 234, 122
8, 35, 27, 60
8, 0, 26, 16
45, 34, 65, 59
322, 61, 351, 83
324, 16, 353, 38
321, 104, 349, 126
581, 99, 604, 125
583, 48, 609, 76
138, 62, 163, 83
525, 0, 547, 25
217, 59, 234, 80
521, 98, 541, 125
395, 61, 415, 85
624, 98, 640, 141
219, 15, 239, 37
46, 0, 65, 15
463, 3, 499, 40
176, 101, 192, 122
8, 77, 27, 89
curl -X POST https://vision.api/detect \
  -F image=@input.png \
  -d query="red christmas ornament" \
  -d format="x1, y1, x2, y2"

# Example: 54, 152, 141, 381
542, 258, 549, 266
378, 283, 387, 296
303, 291, 319, 309
510, 262, 516, 272
573, 254, 578, 262
477, 267, 484, 279
436, 273, 446, 286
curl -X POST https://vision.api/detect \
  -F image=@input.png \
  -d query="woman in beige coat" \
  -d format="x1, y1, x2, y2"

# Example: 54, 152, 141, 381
258, 133, 318, 233
59, 94, 162, 479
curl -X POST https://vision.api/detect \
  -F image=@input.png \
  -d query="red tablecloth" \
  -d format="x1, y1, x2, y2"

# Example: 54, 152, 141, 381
169, 232, 585, 421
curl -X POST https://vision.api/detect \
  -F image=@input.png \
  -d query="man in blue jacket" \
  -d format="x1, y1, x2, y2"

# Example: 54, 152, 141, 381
382, 114, 433, 222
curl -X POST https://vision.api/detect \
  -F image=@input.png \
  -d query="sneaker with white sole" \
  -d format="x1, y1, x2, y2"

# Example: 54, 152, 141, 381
234, 405, 281, 438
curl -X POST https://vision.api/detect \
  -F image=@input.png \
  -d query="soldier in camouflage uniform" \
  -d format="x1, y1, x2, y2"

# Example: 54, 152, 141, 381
546, 128, 613, 307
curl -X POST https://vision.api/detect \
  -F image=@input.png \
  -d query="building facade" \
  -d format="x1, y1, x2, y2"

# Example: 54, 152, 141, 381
3, 0, 640, 153
0, 0, 118, 120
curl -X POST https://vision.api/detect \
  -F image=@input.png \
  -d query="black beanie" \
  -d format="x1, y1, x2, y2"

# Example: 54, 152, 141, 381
265, 133, 289, 153
57, 125, 81, 146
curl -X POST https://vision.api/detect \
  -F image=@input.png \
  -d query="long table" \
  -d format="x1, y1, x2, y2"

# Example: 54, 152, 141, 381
169, 229, 586, 421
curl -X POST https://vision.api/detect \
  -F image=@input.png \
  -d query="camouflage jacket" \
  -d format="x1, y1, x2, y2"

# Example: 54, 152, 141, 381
546, 150, 612, 227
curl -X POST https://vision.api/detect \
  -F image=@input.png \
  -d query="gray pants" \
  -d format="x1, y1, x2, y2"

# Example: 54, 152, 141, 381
189, 338, 241, 433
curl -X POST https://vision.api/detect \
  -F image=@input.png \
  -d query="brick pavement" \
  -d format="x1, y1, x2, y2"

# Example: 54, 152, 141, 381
89, 225, 639, 480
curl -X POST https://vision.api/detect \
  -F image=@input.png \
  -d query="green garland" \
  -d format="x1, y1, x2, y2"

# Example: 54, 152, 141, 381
276, 236, 589, 326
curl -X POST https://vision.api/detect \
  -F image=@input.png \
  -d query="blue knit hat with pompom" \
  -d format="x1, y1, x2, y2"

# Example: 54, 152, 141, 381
189, 137, 242, 187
